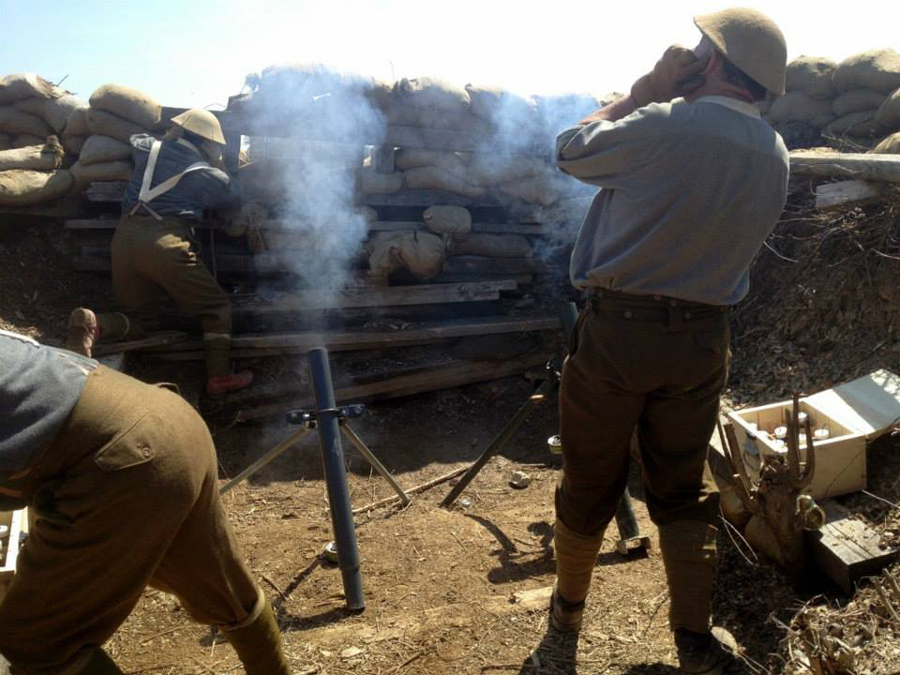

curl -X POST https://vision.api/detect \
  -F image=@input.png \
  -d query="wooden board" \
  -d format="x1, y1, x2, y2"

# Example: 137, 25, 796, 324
810, 500, 900, 594
230, 280, 516, 313
224, 351, 553, 423
92, 331, 191, 356
363, 190, 503, 208
145, 316, 561, 359
815, 180, 884, 210
443, 256, 550, 275
790, 151, 900, 183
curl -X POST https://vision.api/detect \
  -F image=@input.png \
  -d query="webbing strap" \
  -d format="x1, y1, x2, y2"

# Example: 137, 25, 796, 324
131, 140, 214, 220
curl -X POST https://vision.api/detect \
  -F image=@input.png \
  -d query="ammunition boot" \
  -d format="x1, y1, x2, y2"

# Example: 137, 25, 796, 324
551, 518, 605, 632
66, 308, 99, 357
221, 597, 291, 675
674, 627, 738, 674
78, 648, 124, 675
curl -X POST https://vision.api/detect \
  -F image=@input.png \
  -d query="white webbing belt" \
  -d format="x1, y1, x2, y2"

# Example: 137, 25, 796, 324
129, 140, 213, 220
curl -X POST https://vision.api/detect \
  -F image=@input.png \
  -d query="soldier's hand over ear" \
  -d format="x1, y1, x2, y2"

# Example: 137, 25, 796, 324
631, 46, 709, 107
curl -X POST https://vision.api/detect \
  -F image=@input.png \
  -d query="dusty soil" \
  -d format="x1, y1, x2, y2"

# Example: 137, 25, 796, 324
3, 204, 900, 674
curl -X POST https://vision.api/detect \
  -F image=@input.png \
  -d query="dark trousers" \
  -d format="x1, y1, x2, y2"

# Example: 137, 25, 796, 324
555, 290, 729, 631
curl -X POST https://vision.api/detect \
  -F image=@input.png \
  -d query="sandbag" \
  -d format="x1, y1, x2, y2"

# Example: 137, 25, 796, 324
784, 56, 837, 99
0, 73, 65, 105
0, 169, 73, 206
824, 111, 880, 138
0, 106, 54, 137
448, 233, 533, 258
62, 135, 87, 155
386, 105, 489, 133
360, 167, 404, 194
395, 147, 469, 176
78, 134, 132, 165
876, 87, 900, 131
465, 83, 538, 123
832, 89, 886, 117
0, 135, 64, 171
392, 77, 471, 115
873, 132, 900, 154
499, 175, 562, 206
89, 84, 162, 129
404, 166, 485, 197
422, 205, 471, 238
12, 135, 46, 149
14, 95, 85, 133
366, 231, 445, 281
810, 113, 836, 130
86, 108, 146, 144
767, 91, 833, 124
360, 205, 379, 224
833, 49, 900, 94
71, 160, 134, 188
0, 133, 10, 151
63, 106, 90, 137
468, 154, 546, 185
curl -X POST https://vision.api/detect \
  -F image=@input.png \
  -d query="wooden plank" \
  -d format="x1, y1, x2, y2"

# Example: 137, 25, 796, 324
790, 152, 900, 183
231, 281, 517, 313
227, 351, 552, 423
92, 331, 191, 356
0, 197, 89, 219
444, 256, 550, 275
363, 190, 502, 208
146, 316, 561, 358
383, 125, 487, 153
809, 500, 900, 594
815, 180, 884, 210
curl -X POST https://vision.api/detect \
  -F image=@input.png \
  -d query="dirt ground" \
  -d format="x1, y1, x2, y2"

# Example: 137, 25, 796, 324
3, 210, 900, 674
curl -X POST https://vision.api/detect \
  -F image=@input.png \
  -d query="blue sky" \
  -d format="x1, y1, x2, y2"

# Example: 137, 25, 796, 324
1, 0, 896, 108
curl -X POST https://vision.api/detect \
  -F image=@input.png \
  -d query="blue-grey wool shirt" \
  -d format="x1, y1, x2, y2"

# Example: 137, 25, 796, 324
121, 134, 241, 221
0, 330, 97, 509
556, 96, 789, 306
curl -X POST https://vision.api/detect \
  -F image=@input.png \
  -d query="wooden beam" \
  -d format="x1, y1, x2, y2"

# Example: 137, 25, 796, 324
815, 180, 884, 210
224, 351, 552, 423
443, 256, 550, 275
230, 280, 517, 313
790, 151, 900, 183
809, 500, 899, 594
146, 316, 561, 358
363, 190, 502, 208
92, 331, 191, 356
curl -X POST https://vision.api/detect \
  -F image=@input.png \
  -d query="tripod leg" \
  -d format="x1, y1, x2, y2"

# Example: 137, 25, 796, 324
341, 423, 410, 505
220, 427, 311, 494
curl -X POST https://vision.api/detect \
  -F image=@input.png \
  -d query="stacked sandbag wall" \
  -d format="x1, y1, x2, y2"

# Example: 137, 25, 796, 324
765, 49, 900, 152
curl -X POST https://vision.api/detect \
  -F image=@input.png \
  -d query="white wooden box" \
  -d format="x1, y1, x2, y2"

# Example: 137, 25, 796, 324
0, 507, 27, 603
727, 370, 900, 499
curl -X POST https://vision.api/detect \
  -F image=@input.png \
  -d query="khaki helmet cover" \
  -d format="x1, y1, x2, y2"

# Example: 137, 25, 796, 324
694, 8, 787, 96
170, 108, 227, 145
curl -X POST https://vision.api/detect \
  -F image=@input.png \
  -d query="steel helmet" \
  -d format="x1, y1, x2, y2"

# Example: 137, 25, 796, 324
170, 108, 227, 146
694, 8, 787, 96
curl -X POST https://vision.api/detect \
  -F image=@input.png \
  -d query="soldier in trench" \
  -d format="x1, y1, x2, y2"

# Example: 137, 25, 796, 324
0, 330, 290, 674
65, 108, 253, 396
550, 8, 790, 674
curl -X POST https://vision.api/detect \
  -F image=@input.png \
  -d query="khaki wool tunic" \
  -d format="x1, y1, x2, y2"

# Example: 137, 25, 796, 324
556, 96, 789, 306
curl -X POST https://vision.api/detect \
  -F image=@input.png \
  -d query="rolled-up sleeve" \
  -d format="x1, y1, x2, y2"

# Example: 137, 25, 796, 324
555, 105, 664, 188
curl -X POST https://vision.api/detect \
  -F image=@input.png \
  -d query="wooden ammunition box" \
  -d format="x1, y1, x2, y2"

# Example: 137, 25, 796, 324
727, 370, 900, 499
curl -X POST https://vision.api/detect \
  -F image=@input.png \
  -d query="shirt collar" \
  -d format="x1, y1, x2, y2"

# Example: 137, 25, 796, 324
694, 95, 761, 118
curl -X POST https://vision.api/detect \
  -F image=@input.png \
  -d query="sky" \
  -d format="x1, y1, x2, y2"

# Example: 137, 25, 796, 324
1, 0, 897, 109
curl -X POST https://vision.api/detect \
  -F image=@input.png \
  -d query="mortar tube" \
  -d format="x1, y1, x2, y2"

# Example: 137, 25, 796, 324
308, 347, 365, 611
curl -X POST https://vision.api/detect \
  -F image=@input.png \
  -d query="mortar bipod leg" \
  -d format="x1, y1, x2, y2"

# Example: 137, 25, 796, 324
614, 486, 651, 556
340, 422, 411, 506
220, 426, 312, 494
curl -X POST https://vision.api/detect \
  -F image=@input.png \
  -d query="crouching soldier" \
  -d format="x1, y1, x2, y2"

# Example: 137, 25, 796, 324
66, 108, 252, 396
0, 330, 290, 674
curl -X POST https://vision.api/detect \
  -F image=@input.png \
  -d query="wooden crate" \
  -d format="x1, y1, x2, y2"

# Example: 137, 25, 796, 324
727, 370, 900, 499
0, 507, 27, 603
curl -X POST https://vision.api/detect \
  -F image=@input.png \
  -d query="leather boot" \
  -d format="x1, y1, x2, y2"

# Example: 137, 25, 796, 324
221, 598, 291, 675
658, 520, 718, 634
674, 626, 738, 674
551, 518, 605, 632
78, 649, 124, 675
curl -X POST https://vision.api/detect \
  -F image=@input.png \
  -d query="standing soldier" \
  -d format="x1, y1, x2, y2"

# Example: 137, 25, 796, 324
551, 8, 789, 674
66, 109, 253, 396
0, 330, 290, 674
